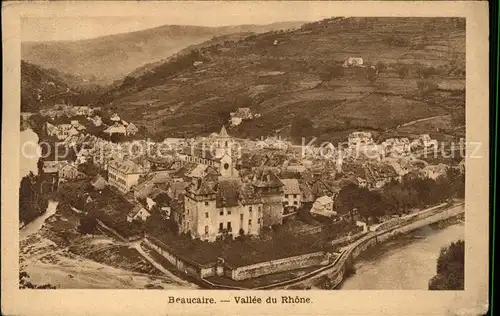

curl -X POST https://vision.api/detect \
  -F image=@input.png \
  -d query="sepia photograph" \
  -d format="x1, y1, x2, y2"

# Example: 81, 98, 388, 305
2, 1, 490, 315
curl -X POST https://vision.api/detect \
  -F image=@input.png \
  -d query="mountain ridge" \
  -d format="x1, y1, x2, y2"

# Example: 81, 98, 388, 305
21, 21, 306, 85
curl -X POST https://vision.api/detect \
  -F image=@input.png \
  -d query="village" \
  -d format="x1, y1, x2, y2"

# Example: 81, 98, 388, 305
19, 95, 466, 288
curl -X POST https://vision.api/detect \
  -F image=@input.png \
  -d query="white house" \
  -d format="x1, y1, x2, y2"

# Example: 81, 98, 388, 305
310, 195, 336, 218
108, 160, 147, 193
127, 204, 151, 222
281, 178, 302, 211
343, 57, 364, 68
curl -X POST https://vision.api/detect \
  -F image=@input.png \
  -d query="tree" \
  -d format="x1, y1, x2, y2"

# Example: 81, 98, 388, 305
417, 79, 439, 94
419, 66, 437, 79
366, 67, 378, 83
428, 240, 464, 290
396, 65, 410, 79
290, 117, 315, 144
376, 61, 387, 72
319, 66, 344, 82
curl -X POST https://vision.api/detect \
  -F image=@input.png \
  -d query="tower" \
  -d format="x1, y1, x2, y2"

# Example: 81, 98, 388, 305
215, 125, 233, 157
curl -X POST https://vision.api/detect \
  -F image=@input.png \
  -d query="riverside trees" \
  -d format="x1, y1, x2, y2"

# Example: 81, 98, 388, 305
19, 171, 49, 226
334, 170, 465, 220
428, 240, 464, 290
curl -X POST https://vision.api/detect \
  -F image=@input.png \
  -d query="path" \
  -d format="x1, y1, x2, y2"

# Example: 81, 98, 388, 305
129, 240, 196, 287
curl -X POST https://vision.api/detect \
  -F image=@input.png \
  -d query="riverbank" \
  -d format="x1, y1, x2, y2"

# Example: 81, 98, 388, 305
270, 202, 465, 290
340, 221, 464, 289
19, 200, 195, 289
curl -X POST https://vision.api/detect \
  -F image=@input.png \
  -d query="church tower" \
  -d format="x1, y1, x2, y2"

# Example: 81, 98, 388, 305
215, 125, 233, 157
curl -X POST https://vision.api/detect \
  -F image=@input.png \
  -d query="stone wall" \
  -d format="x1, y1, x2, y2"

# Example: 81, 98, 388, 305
282, 203, 465, 290
230, 251, 328, 281
144, 237, 215, 279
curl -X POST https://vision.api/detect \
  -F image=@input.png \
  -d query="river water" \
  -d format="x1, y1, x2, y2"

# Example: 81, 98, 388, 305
340, 221, 464, 290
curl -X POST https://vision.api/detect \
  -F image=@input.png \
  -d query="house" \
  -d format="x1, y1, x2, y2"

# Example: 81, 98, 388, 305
364, 162, 401, 189
411, 134, 438, 150
91, 175, 108, 190
181, 177, 264, 242
91, 115, 103, 127
108, 160, 147, 193
251, 168, 284, 227
230, 116, 242, 127
343, 57, 364, 68
127, 204, 151, 222
133, 170, 171, 200
310, 195, 336, 218
126, 123, 139, 136
382, 138, 411, 156
423, 164, 448, 180
40, 160, 67, 193
58, 164, 86, 181
348, 132, 373, 147
104, 122, 127, 136
281, 178, 302, 212
110, 113, 121, 122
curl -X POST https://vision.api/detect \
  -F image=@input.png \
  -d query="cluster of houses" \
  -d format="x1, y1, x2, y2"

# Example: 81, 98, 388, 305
39, 104, 99, 119
39, 118, 459, 244
46, 120, 87, 140
41, 104, 139, 141
102, 113, 139, 137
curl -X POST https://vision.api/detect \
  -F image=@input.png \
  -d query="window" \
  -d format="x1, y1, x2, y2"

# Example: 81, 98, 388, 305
220, 210, 224, 216
294, 201, 298, 205
204, 225, 208, 234
293, 194, 297, 198
205, 201, 209, 206
248, 219, 252, 225
227, 222, 232, 232
219, 223, 223, 231
285, 194, 288, 199
187, 209, 190, 215
257, 218, 260, 224
249, 206, 252, 212
240, 214, 244, 221
227, 210, 231, 215
258, 206, 262, 213
205, 212, 209, 218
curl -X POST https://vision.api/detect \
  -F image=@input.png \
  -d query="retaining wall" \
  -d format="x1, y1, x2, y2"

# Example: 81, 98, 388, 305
230, 251, 329, 281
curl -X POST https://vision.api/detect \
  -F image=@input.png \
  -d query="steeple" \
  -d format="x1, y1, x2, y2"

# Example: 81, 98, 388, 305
219, 125, 229, 138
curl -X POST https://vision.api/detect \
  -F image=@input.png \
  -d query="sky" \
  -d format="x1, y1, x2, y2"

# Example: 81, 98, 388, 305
21, 2, 338, 42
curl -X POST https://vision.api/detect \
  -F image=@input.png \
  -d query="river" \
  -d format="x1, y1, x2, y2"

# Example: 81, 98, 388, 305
340, 222, 464, 290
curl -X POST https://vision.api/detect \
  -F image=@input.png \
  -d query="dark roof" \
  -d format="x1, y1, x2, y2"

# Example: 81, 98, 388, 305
215, 179, 240, 208
251, 168, 284, 188
182, 146, 218, 161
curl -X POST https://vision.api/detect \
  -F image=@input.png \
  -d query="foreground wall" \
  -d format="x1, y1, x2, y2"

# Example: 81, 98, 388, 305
230, 251, 329, 281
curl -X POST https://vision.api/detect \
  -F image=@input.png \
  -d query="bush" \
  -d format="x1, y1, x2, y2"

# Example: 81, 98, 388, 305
417, 79, 439, 94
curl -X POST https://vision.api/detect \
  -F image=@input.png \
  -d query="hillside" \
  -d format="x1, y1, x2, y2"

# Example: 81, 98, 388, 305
21, 61, 107, 112
21, 61, 74, 112
21, 22, 305, 86
97, 17, 466, 142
